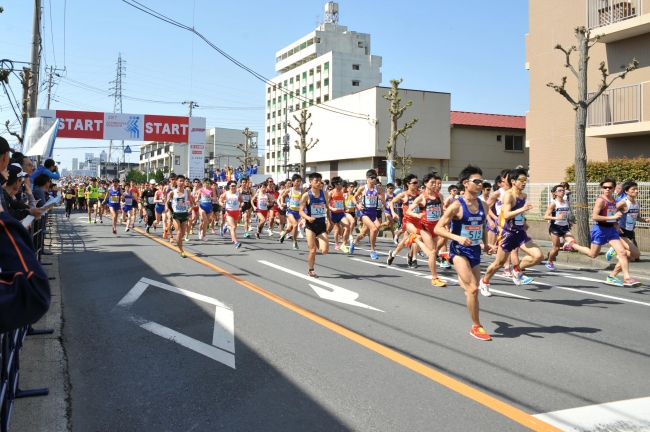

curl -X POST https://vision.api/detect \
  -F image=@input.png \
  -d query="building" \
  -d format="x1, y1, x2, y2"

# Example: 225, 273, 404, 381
100, 150, 107, 163
97, 162, 140, 180
206, 127, 261, 171
265, 2, 382, 179
72, 158, 78, 170
526, 0, 650, 182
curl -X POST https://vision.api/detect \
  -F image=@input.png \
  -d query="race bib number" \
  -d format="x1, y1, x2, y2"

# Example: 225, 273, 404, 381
125, 198, 133, 206
290, 198, 300, 209
411, 206, 420, 214
495, 201, 502, 215
110, 196, 119, 203
557, 211, 568, 221
461, 224, 483, 246
200, 194, 211, 203
175, 197, 187, 213
426, 205, 441, 221
366, 196, 377, 207
606, 206, 617, 223
625, 212, 638, 231
333, 200, 344, 210
65, 194, 73, 199
147, 197, 155, 205
243, 195, 251, 203
258, 197, 268, 211
311, 203, 326, 218
514, 213, 525, 226
227, 198, 238, 207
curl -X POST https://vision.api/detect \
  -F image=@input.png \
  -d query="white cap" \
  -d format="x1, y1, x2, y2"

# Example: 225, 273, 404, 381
149, 179, 157, 185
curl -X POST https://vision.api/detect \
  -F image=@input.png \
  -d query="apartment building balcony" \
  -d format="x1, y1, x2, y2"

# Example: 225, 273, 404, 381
587, 0, 650, 42
586, 82, 650, 137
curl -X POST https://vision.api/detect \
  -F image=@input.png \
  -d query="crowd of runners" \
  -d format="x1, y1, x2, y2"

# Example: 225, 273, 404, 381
61, 166, 648, 341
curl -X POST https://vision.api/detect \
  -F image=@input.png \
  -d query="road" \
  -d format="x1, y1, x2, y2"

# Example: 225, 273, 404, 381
56, 210, 650, 431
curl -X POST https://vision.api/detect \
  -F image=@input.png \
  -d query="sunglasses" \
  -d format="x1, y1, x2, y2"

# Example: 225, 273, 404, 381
555, 189, 565, 193
602, 186, 613, 190
469, 178, 484, 185
516, 177, 528, 182
368, 176, 377, 180
409, 181, 418, 185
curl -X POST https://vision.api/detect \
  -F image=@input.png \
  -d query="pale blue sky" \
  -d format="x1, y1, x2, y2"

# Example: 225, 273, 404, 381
0, 0, 529, 169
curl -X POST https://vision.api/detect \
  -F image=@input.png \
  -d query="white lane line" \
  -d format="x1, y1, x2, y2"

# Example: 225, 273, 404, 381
533, 396, 650, 431
351, 259, 531, 300
117, 281, 149, 308
213, 308, 236, 354
140, 277, 230, 309
531, 281, 650, 307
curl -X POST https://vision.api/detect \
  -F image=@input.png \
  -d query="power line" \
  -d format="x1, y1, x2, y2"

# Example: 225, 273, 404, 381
48, 0, 57, 66
120, 0, 370, 120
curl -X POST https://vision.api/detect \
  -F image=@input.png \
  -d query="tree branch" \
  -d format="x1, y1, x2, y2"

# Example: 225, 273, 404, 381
546, 76, 578, 108
554, 44, 579, 78
585, 58, 639, 106
305, 138, 319, 151
4, 119, 22, 142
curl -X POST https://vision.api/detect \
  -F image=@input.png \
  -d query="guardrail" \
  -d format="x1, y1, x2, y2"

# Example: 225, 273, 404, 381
0, 212, 54, 432
587, 0, 641, 29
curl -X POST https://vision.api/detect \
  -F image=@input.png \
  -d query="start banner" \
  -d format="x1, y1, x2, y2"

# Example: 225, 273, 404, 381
37, 109, 206, 144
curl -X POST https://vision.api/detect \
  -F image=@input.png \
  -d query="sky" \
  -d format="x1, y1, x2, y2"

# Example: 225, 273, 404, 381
0, 0, 529, 170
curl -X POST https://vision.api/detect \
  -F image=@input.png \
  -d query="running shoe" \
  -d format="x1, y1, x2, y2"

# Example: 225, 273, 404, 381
244, 232, 250, 238
605, 275, 623, 286
170, 237, 174, 243
125, 226, 130, 232
349, 241, 355, 254
184, 235, 190, 242
255, 232, 260, 239
479, 279, 492, 297
393, 235, 398, 245
431, 278, 447, 287
279, 233, 286, 244
387, 250, 395, 266
562, 241, 575, 251
211, 228, 216, 234
623, 278, 642, 288
222, 226, 228, 236
545, 261, 556, 271
93, 220, 97, 224
502, 268, 512, 277
519, 274, 534, 285
441, 259, 451, 269
438, 251, 450, 260
470, 326, 492, 341
411, 259, 418, 268
181, 252, 187, 258
293, 242, 299, 250
298, 231, 304, 239
139, 217, 143, 223
606, 247, 617, 261
189, 229, 194, 235
235, 241, 242, 249
88, 218, 91, 223
286, 233, 293, 240
146, 226, 150, 234
407, 254, 413, 267
163, 232, 168, 239
335, 244, 341, 251
370, 251, 378, 260
100, 220, 103, 224
308, 270, 319, 278
510, 266, 522, 286
267, 228, 273, 236
418, 251, 426, 258
405, 233, 417, 247
112, 228, 116, 235
340, 243, 349, 254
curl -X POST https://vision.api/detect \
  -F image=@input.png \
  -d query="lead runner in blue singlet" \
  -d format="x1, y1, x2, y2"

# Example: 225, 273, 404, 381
299, 172, 331, 278
435, 165, 496, 342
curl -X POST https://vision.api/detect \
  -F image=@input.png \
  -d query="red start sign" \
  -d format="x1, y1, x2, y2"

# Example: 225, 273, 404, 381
55, 110, 104, 139
143, 115, 189, 141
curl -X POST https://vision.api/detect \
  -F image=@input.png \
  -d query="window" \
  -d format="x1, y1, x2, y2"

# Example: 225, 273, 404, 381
316, 81, 321, 89
505, 135, 524, 152
272, 125, 276, 132
302, 72, 307, 79
496, 135, 502, 142
302, 86, 307, 94
272, 152, 275, 158
316, 65, 321, 73
315, 37, 321, 43
324, 94, 329, 102
307, 38, 313, 47
266, 139, 270, 146
324, 78, 329, 86
296, 75, 300, 82
295, 104, 300, 111
277, 110, 281, 116
284, 80, 288, 87
266, 166, 269, 173
272, 112, 276, 118
267, 87, 271, 94
300, 42, 307, 50
175, 156, 181, 166
266, 153, 270, 159
302, 102, 307, 108
358, 41, 364, 48
352, 64, 360, 70
290, 91, 294, 99
309, 69, 314, 76
267, 126, 270, 133
283, 94, 287, 101
267, 113, 270, 120
309, 99, 313, 106
324, 62, 329, 70
267, 100, 271, 107
309, 84, 314, 92
289, 77, 293, 84
352, 80, 360, 86
316, 97, 321, 104
272, 98, 276, 105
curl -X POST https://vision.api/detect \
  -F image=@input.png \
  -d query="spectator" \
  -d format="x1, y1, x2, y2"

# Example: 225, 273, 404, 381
2, 165, 43, 221
252, 164, 258, 174
32, 174, 51, 207
30, 158, 60, 183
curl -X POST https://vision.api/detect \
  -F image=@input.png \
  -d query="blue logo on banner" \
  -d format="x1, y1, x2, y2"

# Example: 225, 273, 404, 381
124, 116, 140, 139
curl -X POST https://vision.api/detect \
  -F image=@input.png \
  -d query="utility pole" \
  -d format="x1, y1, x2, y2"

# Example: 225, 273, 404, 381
183, 100, 199, 117
237, 128, 256, 172
282, 99, 291, 180
27, 0, 41, 119
44, 65, 64, 110
109, 53, 126, 166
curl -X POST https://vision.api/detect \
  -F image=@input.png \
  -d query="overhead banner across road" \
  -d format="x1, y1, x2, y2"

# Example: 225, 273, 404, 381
37, 109, 206, 143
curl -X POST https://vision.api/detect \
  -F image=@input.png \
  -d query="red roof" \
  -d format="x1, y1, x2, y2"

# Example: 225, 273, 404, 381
450, 111, 525, 130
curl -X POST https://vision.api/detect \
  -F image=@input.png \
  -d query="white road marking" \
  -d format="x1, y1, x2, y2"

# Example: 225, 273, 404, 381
116, 278, 236, 368
533, 396, 650, 431
532, 281, 650, 307
258, 260, 383, 312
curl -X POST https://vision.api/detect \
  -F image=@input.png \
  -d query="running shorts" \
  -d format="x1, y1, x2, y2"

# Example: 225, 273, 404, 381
549, 224, 571, 237
226, 210, 241, 220
77, 197, 86, 204
590, 225, 620, 245
122, 205, 133, 213
155, 204, 165, 214
88, 199, 98, 207
278, 208, 287, 216
108, 203, 120, 211
192, 206, 199, 213
421, 220, 438, 238
403, 216, 422, 231
172, 212, 188, 223
620, 228, 636, 241
487, 218, 499, 234
361, 212, 377, 223
212, 203, 221, 213
305, 221, 327, 236
199, 203, 213, 214
287, 209, 300, 221
241, 202, 252, 212
330, 212, 345, 223
257, 209, 269, 218
499, 229, 531, 252
384, 208, 393, 216
450, 241, 481, 269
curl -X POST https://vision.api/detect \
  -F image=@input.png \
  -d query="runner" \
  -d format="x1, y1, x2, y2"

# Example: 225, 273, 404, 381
479, 182, 491, 202
97, 180, 107, 223
104, 178, 121, 235
266, 178, 279, 236
480, 168, 543, 295
219, 180, 243, 249
299, 172, 330, 277
141, 179, 157, 234
349, 169, 385, 259
189, 178, 202, 235
434, 165, 495, 341
387, 174, 420, 267
77, 182, 87, 212
240, 178, 253, 237
406, 173, 446, 287
327, 176, 350, 253
85, 178, 99, 223
166, 175, 190, 257
210, 180, 221, 234
543, 184, 575, 270
485, 169, 519, 278
604, 181, 645, 286
153, 180, 167, 232
381, 183, 397, 241
276, 180, 288, 236
344, 181, 358, 239
252, 181, 274, 239
122, 185, 136, 232
278, 174, 303, 250
63, 182, 76, 219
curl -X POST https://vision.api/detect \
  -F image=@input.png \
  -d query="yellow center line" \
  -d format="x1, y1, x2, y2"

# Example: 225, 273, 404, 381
133, 227, 561, 431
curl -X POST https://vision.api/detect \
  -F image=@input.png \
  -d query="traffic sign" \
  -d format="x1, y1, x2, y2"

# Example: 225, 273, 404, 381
124, 145, 132, 154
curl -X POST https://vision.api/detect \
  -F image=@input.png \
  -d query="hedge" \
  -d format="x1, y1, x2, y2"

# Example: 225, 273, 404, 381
565, 157, 650, 182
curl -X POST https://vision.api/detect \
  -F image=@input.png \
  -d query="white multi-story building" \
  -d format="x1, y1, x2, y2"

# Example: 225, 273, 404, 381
265, 2, 382, 179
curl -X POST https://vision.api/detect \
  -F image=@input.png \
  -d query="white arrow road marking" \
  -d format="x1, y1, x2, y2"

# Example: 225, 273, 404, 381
533, 396, 650, 431
116, 277, 235, 368
258, 260, 383, 312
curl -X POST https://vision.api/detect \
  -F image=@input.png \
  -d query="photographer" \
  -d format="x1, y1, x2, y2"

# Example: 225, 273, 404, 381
30, 158, 60, 183
2, 165, 44, 221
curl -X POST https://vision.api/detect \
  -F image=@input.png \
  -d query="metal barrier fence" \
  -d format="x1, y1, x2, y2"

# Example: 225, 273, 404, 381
0, 214, 54, 432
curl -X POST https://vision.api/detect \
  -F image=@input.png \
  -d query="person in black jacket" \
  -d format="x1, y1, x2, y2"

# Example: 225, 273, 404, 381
2, 165, 43, 221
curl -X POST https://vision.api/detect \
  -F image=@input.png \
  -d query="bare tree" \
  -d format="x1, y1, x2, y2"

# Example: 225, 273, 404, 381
396, 130, 413, 180
236, 127, 257, 170
382, 78, 418, 181
288, 109, 319, 180
3, 67, 32, 145
547, 26, 638, 245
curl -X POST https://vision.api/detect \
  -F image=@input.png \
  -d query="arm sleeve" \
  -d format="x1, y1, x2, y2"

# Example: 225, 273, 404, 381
45, 169, 61, 180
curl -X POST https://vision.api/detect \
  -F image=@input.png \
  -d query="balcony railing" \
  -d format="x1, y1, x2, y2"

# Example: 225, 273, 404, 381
587, 83, 641, 127
587, 0, 640, 29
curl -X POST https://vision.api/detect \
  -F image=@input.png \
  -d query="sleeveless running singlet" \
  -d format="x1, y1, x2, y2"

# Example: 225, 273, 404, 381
596, 196, 618, 227
620, 198, 639, 231
306, 190, 327, 222
499, 190, 526, 232
551, 199, 570, 227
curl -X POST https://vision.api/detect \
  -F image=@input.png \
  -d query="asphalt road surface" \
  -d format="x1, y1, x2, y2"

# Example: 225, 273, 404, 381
56, 211, 650, 431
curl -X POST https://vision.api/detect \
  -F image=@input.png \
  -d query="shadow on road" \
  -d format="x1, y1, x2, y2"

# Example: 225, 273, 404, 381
491, 321, 601, 339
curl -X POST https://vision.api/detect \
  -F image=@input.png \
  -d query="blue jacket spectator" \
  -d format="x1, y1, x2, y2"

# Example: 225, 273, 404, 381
32, 174, 51, 207
30, 158, 60, 183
